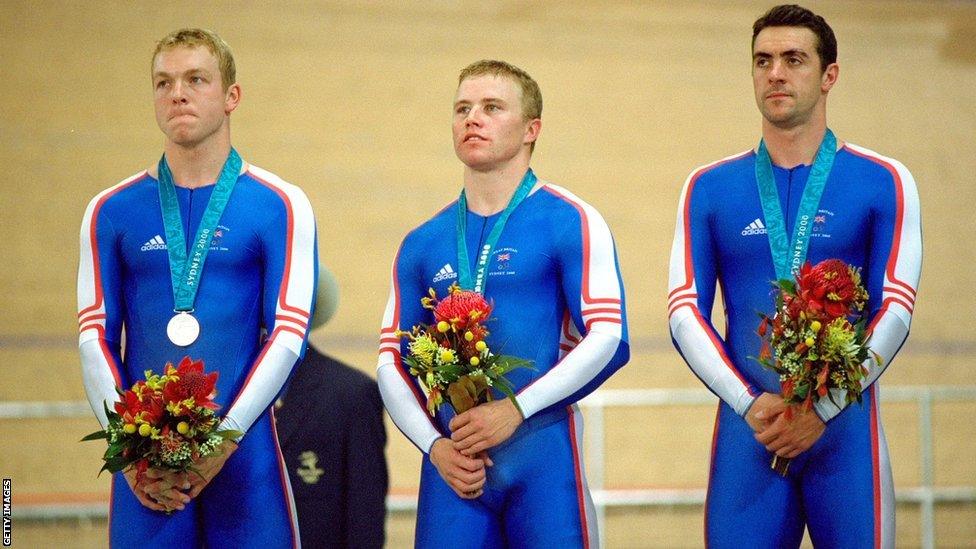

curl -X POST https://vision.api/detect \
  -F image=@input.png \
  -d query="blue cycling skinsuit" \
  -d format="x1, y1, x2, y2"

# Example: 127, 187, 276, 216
668, 142, 921, 548
78, 161, 317, 548
378, 172, 629, 548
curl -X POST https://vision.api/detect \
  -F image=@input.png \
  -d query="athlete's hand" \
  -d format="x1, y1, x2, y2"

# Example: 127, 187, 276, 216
755, 409, 825, 458
429, 438, 489, 499
185, 439, 238, 498
449, 398, 524, 456
124, 467, 190, 512
746, 392, 787, 433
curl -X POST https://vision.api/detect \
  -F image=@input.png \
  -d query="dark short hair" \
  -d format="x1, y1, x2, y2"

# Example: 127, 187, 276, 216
752, 4, 837, 71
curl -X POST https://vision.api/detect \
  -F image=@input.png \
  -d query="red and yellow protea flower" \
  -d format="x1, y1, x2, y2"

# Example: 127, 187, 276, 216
162, 356, 219, 412
795, 259, 868, 320
431, 283, 493, 331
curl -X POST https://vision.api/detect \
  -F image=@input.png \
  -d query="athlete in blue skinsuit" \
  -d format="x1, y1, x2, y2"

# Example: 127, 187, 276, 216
668, 6, 921, 548
77, 29, 316, 548
378, 60, 629, 548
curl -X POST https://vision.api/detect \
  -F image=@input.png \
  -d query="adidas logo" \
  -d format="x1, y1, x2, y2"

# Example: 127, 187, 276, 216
433, 263, 458, 283
741, 218, 767, 236
140, 235, 167, 251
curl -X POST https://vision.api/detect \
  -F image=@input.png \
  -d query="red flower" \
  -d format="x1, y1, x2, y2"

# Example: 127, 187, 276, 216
135, 458, 149, 484
782, 378, 795, 400
114, 388, 163, 424
758, 340, 772, 361
796, 260, 861, 320
114, 390, 141, 418
142, 392, 165, 424
433, 290, 493, 331
163, 357, 219, 410
757, 317, 769, 337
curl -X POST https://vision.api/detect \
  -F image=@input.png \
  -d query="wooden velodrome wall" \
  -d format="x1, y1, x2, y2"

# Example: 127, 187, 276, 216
1, 1, 974, 546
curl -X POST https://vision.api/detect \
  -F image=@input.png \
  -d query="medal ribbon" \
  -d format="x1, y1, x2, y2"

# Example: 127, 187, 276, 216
456, 169, 536, 294
158, 148, 241, 312
755, 129, 836, 280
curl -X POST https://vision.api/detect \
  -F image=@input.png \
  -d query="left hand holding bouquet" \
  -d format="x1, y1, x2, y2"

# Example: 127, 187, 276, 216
184, 439, 238, 498
450, 397, 524, 457
124, 466, 190, 512
753, 397, 825, 459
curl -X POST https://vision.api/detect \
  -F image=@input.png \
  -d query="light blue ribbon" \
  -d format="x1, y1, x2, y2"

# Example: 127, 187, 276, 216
755, 130, 836, 280
456, 169, 536, 294
157, 148, 241, 311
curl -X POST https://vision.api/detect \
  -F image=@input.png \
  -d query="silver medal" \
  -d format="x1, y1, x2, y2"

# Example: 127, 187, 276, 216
167, 312, 200, 346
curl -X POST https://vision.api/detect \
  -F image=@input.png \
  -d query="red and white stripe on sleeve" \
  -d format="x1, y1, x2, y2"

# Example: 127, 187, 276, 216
77, 173, 144, 427
221, 166, 316, 436
816, 145, 922, 422
376, 248, 443, 454
668, 154, 759, 417
515, 184, 626, 419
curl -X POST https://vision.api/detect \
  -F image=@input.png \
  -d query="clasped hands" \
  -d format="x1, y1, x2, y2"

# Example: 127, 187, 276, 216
746, 392, 825, 459
125, 439, 238, 512
429, 398, 524, 499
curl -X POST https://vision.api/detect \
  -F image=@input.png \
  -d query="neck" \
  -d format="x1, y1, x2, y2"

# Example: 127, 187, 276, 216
462, 158, 531, 215
163, 134, 232, 189
761, 117, 828, 168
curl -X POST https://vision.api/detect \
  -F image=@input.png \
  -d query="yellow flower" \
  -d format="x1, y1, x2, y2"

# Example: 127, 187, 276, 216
437, 321, 451, 333
805, 337, 816, 347
123, 423, 137, 434
177, 421, 190, 435
440, 350, 455, 364
464, 331, 474, 342
469, 357, 480, 366
138, 423, 152, 437
821, 318, 858, 362
810, 320, 822, 332
409, 335, 438, 366
475, 341, 487, 352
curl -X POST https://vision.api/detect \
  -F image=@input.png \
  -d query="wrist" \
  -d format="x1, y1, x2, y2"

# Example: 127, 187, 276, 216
507, 396, 525, 421
428, 437, 447, 462
742, 394, 761, 419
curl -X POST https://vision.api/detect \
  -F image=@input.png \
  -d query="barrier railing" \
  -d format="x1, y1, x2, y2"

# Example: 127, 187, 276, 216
4, 385, 975, 549
579, 386, 976, 549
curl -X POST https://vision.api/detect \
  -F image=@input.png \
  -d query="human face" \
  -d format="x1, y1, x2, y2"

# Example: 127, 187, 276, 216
152, 46, 240, 148
453, 75, 540, 172
752, 26, 837, 130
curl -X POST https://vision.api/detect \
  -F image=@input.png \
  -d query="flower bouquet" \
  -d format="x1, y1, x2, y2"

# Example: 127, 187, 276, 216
398, 283, 532, 416
755, 259, 881, 475
82, 357, 241, 482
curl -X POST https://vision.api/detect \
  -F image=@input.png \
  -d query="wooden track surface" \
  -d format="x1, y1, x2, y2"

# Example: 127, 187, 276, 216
2, 1, 974, 546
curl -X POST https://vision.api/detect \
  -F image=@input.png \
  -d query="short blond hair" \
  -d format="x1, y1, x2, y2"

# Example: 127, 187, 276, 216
152, 28, 236, 90
458, 60, 542, 122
